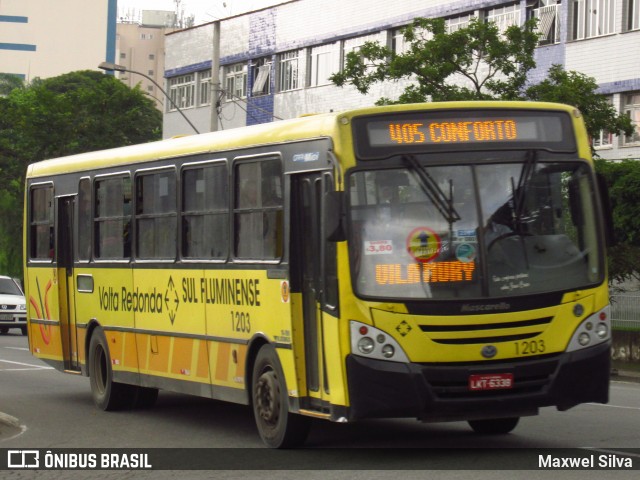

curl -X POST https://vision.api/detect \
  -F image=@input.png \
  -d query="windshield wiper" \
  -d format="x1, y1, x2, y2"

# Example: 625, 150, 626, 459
402, 154, 461, 225
511, 150, 537, 233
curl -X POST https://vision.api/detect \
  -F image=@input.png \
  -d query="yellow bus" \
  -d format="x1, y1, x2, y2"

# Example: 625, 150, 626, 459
24, 101, 612, 447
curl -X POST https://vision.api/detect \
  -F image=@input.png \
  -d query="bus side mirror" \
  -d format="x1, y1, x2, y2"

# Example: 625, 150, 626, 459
324, 190, 346, 242
596, 173, 616, 247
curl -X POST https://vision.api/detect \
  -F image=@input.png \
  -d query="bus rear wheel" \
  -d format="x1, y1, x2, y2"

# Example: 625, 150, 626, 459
251, 344, 310, 448
88, 327, 134, 411
468, 417, 519, 434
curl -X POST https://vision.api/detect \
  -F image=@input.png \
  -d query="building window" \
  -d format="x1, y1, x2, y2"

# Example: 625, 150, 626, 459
225, 63, 247, 101
343, 34, 381, 70
148, 70, 154, 76
198, 69, 212, 106
182, 162, 229, 259
623, 92, 640, 145
308, 42, 339, 87
447, 14, 473, 33
593, 97, 614, 148
278, 50, 300, 92
94, 175, 132, 260
572, 0, 615, 40
120, 52, 127, 59
168, 73, 195, 111
529, 1, 561, 45
392, 28, 410, 55
149, 54, 155, 60
135, 170, 176, 260
486, 4, 521, 33
628, 0, 640, 31
29, 185, 54, 260
233, 159, 283, 260
251, 57, 272, 96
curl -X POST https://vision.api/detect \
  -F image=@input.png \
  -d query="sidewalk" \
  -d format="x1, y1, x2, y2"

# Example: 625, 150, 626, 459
611, 368, 640, 383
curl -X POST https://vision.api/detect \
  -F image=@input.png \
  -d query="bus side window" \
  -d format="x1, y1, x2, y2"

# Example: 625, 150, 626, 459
182, 162, 229, 260
135, 170, 177, 260
233, 158, 283, 260
94, 175, 132, 260
29, 185, 54, 260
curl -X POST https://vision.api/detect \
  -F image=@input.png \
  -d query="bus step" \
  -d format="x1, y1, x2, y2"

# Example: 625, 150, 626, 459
298, 409, 331, 420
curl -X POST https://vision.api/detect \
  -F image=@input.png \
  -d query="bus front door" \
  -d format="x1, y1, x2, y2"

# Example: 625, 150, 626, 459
292, 172, 334, 408
56, 196, 81, 372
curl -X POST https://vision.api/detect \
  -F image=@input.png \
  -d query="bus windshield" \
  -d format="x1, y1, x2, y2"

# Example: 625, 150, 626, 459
347, 159, 602, 300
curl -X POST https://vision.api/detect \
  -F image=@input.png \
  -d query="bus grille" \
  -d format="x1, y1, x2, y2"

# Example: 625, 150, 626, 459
419, 317, 553, 345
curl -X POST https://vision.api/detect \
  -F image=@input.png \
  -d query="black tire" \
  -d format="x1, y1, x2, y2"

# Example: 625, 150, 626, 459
88, 327, 134, 411
468, 417, 520, 434
252, 344, 310, 448
21, 326, 27, 336
0, 327, 8, 335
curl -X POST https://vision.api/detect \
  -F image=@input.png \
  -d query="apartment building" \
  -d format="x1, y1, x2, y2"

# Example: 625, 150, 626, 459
0, 0, 116, 82
115, 11, 177, 110
163, 0, 640, 160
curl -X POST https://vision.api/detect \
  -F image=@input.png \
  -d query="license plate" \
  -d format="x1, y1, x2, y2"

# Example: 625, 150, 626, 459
0, 313, 13, 321
469, 373, 514, 391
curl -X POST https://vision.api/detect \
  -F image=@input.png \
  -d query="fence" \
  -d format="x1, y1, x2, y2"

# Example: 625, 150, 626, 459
610, 294, 640, 331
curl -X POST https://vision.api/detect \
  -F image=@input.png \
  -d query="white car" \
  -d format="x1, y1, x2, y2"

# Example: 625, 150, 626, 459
0, 275, 27, 335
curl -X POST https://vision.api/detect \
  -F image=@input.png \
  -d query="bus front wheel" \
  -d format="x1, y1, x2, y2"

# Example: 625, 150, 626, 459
251, 344, 310, 448
88, 327, 133, 411
468, 417, 520, 434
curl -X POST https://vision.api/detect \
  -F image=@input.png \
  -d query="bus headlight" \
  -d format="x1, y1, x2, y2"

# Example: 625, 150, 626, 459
381, 344, 395, 358
357, 337, 375, 354
350, 321, 409, 363
567, 305, 611, 352
578, 332, 590, 346
595, 322, 608, 339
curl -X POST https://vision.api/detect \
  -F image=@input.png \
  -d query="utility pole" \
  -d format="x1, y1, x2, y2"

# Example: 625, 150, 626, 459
210, 21, 221, 132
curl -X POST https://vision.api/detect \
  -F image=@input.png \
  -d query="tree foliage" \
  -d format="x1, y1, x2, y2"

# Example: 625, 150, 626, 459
331, 17, 540, 104
595, 160, 640, 285
0, 70, 162, 279
330, 17, 632, 140
525, 65, 634, 142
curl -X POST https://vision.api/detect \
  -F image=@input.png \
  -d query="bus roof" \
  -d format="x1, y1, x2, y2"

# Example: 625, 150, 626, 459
25, 101, 580, 178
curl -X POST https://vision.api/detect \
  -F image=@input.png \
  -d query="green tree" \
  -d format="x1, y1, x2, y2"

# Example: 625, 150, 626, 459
595, 159, 640, 285
0, 73, 25, 96
0, 70, 162, 279
330, 17, 540, 104
525, 65, 634, 143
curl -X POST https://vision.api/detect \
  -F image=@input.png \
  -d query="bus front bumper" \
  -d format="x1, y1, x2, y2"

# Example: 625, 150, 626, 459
345, 341, 610, 422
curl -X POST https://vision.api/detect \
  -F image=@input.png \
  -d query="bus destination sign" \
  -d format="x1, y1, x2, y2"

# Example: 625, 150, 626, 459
353, 109, 576, 158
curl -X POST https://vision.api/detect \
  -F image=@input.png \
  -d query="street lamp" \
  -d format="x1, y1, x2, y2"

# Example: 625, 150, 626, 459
98, 61, 200, 135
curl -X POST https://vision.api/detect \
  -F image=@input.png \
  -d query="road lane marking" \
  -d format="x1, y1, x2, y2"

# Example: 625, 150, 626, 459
2, 346, 29, 351
0, 359, 53, 370
586, 403, 640, 411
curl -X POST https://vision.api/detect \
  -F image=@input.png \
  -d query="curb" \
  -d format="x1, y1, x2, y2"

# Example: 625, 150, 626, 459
0, 411, 23, 441
611, 369, 640, 383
